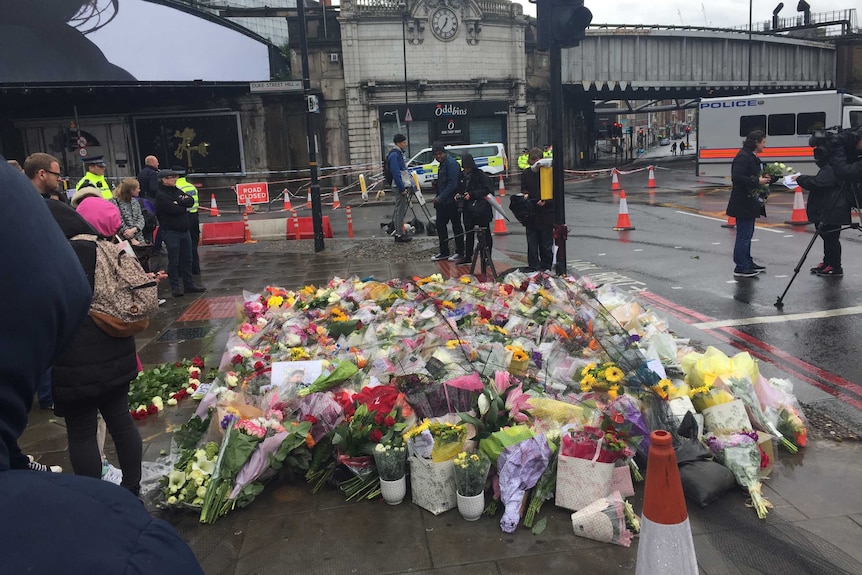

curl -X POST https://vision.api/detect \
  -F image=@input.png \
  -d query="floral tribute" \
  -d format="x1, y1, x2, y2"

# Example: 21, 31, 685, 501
129, 357, 206, 420
153, 271, 811, 530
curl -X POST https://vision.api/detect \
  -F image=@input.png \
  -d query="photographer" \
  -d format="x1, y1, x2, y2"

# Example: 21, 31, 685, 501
830, 129, 862, 183
459, 154, 495, 266
795, 158, 848, 276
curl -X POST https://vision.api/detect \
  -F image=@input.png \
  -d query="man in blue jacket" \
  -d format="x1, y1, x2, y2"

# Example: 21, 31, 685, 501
387, 134, 412, 243
0, 158, 204, 575
431, 141, 465, 261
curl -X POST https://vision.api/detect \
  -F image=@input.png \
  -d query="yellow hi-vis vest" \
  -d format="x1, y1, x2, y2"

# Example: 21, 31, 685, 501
75, 173, 111, 199
176, 177, 199, 213
517, 153, 529, 170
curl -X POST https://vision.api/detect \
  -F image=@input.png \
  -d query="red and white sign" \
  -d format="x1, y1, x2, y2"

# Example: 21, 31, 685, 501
236, 182, 270, 205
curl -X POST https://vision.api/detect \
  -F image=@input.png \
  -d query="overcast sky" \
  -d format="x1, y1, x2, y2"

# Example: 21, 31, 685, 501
513, 0, 854, 29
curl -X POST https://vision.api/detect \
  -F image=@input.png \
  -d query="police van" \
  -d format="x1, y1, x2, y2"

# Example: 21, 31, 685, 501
407, 143, 508, 189
697, 91, 862, 177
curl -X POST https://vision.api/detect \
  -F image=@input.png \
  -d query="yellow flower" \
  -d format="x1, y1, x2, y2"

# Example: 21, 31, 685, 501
580, 373, 597, 387
604, 366, 624, 383
442, 300, 456, 310
581, 363, 596, 377
652, 378, 677, 399
580, 380, 593, 393
267, 295, 284, 308
608, 385, 619, 399
446, 339, 469, 349
460, 276, 472, 284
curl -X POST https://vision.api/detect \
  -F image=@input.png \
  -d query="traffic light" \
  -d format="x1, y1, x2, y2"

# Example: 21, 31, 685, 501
537, 0, 592, 50
685, 126, 691, 133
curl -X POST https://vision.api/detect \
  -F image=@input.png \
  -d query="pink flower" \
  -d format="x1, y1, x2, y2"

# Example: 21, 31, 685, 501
493, 370, 511, 395
504, 384, 533, 424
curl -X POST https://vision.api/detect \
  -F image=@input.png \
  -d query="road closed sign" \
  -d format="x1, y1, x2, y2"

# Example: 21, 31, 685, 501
236, 182, 269, 205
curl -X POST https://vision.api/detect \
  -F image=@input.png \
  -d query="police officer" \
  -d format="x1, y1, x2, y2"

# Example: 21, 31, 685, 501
174, 167, 201, 275
75, 155, 111, 199
543, 145, 553, 159
517, 148, 530, 171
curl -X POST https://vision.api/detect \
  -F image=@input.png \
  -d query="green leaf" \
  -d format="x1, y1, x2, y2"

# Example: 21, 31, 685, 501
531, 516, 547, 535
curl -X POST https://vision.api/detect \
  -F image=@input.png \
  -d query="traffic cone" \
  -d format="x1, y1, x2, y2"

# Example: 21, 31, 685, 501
283, 191, 292, 212
346, 205, 354, 238
242, 210, 257, 244
610, 168, 621, 191
647, 166, 657, 188
785, 187, 811, 225
306, 190, 311, 210
492, 197, 510, 236
244, 196, 253, 215
636, 430, 698, 575
332, 187, 341, 209
721, 215, 736, 228
498, 175, 506, 197
612, 190, 635, 231
208, 194, 220, 217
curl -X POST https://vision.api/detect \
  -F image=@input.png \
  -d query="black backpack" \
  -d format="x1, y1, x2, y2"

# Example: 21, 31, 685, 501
509, 194, 535, 227
383, 150, 396, 186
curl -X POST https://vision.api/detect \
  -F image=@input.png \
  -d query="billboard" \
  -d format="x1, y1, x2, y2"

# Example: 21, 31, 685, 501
0, 0, 272, 83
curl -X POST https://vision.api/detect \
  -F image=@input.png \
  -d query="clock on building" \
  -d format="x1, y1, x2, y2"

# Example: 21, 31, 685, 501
430, 6, 459, 41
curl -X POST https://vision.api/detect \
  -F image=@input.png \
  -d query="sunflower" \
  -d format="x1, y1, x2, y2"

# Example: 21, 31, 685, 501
604, 366, 624, 383
581, 362, 596, 377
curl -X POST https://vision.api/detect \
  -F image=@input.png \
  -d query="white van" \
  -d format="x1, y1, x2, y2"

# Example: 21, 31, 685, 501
406, 143, 508, 189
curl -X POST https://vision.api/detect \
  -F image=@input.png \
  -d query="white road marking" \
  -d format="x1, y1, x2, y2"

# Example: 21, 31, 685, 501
692, 305, 862, 329
711, 242, 721, 245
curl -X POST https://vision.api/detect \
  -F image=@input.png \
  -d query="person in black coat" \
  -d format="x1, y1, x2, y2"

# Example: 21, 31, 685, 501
726, 130, 772, 277
47, 198, 143, 496
830, 129, 862, 183
459, 153, 495, 265
521, 148, 554, 271
155, 169, 205, 297
796, 159, 850, 276
0, 158, 203, 575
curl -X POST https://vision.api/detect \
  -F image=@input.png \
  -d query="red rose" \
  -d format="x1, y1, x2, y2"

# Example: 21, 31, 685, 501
231, 354, 243, 365
384, 416, 396, 427
369, 429, 383, 442
304, 414, 319, 425
253, 361, 264, 371
191, 356, 205, 368
373, 412, 385, 425
147, 404, 158, 414
175, 362, 182, 368
477, 305, 492, 319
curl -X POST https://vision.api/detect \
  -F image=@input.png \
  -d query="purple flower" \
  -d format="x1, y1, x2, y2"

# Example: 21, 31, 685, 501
220, 414, 233, 430
531, 351, 543, 369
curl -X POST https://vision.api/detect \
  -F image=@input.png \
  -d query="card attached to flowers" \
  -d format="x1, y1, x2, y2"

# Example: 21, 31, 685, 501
268, 360, 325, 396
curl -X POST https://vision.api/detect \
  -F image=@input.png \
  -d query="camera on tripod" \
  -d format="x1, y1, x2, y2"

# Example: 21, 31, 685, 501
808, 126, 862, 164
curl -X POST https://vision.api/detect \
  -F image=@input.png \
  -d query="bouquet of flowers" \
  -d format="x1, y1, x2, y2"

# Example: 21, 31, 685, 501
570, 490, 637, 547
752, 162, 795, 204
705, 431, 772, 519
129, 357, 205, 420
754, 377, 808, 449
579, 361, 626, 398
163, 441, 219, 508
429, 421, 467, 463
453, 451, 491, 497
373, 442, 407, 481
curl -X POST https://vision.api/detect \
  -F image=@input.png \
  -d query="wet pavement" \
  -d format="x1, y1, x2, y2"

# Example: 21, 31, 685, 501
20, 164, 862, 574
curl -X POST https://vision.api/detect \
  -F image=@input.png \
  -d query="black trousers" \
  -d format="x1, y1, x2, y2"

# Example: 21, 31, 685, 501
189, 212, 201, 274
436, 202, 464, 256
819, 223, 842, 268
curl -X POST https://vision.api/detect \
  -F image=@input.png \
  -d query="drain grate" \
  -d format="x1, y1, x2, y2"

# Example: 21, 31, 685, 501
155, 326, 217, 342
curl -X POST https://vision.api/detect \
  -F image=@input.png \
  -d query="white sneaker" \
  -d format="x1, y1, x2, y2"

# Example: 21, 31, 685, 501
431, 253, 449, 261
101, 461, 123, 485
158, 298, 167, 306
448, 253, 464, 261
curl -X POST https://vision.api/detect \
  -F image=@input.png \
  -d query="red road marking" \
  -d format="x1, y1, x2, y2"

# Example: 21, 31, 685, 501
639, 291, 862, 410
177, 295, 243, 322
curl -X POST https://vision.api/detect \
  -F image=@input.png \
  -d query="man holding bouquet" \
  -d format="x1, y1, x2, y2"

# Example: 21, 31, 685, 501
726, 130, 772, 278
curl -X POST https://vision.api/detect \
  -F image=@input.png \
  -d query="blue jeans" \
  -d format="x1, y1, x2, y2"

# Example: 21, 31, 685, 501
733, 217, 756, 270
37, 368, 53, 408
163, 229, 194, 290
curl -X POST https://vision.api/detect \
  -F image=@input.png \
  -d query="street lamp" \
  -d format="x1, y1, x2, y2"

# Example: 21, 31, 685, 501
747, 0, 753, 94
398, 1, 411, 156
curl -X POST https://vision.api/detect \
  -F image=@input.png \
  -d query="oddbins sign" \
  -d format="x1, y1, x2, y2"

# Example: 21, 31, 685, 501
236, 182, 270, 206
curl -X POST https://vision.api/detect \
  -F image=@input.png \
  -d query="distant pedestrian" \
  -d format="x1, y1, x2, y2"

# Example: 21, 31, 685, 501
671, 142, 677, 156
726, 130, 771, 277
679, 141, 685, 155
386, 134, 412, 243
430, 141, 464, 261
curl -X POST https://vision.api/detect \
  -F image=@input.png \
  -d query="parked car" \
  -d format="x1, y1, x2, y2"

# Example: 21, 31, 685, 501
659, 138, 670, 146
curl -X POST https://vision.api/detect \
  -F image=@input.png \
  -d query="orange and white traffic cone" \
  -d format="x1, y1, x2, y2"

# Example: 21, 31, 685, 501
332, 187, 341, 210
242, 210, 257, 244
492, 197, 510, 236
208, 194, 220, 217
612, 190, 635, 231
283, 191, 293, 212
291, 210, 301, 240
785, 187, 811, 225
244, 196, 253, 215
647, 165, 657, 188
498, 175, 506, 197
636, 430, 698, 575
721, 215, 737, 229
610, 168, 622, 191
346, 205, 354, 238
306, 190, 312, 210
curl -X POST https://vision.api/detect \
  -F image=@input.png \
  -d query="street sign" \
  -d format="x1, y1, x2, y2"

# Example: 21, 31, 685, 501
78, 147, 88, 157
76, 136, 87, 148
249, 81, 303, 93
236, 182, 270, 205
404, 108, 413, 123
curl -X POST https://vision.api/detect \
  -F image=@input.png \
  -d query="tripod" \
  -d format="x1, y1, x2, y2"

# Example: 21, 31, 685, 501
468, 226, 497, 279
775, 181, 861, 309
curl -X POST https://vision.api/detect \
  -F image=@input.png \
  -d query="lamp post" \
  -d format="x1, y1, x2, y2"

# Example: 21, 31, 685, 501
399, 1, 411, 155
747, 0, 753, 94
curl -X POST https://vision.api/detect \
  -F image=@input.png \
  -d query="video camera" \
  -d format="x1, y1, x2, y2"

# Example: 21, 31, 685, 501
808, 126, 862, 164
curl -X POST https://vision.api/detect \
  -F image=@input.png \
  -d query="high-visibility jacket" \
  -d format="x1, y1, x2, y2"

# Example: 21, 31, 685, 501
176, 177, 198, 213
543, 148, 553, 159
517, 153, 529, 170
75, 173, 112, 199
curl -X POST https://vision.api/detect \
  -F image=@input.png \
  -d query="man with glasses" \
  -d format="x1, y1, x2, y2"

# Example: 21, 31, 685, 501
23, 152, 65, 202
75, 155, 112, 199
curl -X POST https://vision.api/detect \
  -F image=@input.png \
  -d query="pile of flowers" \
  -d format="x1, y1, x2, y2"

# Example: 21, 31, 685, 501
154, 271, 809, 531
129, 357, 205, 420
